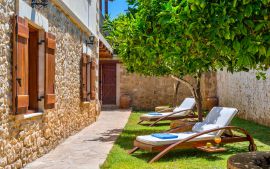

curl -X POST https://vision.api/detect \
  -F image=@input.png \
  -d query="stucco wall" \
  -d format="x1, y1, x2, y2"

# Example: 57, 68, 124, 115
0, 1, 100, 168
62, 0, 98, 36
217, 70, 270, 126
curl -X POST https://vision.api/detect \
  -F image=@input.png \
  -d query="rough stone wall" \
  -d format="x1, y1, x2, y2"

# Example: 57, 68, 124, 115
120, 65, 217, 110
0, 1, 100, 168
217, 70, 270, 126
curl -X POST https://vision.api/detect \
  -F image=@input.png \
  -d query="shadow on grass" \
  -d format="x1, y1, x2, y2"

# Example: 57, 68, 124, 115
231, 118, 270, 146
127, 142, 252, 164
132, 149, 226, 163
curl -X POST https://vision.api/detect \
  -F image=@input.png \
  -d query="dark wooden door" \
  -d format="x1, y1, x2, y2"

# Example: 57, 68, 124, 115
101, 63, 116, 104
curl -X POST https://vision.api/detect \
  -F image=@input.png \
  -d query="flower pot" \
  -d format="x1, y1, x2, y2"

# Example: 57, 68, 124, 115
120, 94, 131, 109
204, 97, 219, 110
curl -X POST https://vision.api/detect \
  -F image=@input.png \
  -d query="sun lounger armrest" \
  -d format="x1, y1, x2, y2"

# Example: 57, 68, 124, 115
149, 108, 193, 127
149, 126, 254, 163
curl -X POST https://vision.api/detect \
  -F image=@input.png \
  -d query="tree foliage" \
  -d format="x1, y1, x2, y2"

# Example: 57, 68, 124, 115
105, 0, 270, 120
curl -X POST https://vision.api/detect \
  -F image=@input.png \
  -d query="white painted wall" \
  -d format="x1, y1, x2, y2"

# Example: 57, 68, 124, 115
18, 0, 49, 31
61, 0, 113, 52
62, 0, 98, 36
217, 69, 270, 126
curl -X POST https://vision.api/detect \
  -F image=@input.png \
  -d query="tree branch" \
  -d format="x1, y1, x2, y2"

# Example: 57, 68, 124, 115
170, 75, 195, 97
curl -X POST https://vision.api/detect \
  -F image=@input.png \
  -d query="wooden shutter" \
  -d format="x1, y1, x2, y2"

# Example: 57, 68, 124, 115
86, 55, 91, 101
81, 54, 88, 101
90, 59, 97, 100
44, 32, 56, 109
13, 16, 29, 114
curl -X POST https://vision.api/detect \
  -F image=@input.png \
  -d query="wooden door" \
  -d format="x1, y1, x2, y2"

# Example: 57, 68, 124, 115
101, 63, 116, 104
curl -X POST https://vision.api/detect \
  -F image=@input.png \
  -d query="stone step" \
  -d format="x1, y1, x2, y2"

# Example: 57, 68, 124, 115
101, 104, 119, 110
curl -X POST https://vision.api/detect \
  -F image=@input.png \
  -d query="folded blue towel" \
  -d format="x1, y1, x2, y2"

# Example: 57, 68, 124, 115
148, 112, 163, 116
151, 133, 178, 139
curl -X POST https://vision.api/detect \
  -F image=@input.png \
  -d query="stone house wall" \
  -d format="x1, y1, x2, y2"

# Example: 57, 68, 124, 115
217, 70, 270, 127
119, 65, 217, 110
0, 0, 100, 168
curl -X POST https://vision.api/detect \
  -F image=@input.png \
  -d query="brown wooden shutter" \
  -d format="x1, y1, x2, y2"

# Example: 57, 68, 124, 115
13, 16, 29, 114
44, 32, 56, 109
81, 54, 88, 101
90, 59, 97, 100
86, 55, 91, 101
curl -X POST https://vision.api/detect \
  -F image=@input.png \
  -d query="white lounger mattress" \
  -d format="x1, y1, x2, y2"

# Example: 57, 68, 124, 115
141, 111, 189, 119
136, 132, 215, 146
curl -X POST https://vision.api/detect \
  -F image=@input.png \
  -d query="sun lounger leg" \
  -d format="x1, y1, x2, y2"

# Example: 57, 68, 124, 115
128, 147, 140, 154
247, 134, 257, 151
149, 149, 169, 163
137, 120, 144, 124
149, 121, 158, 127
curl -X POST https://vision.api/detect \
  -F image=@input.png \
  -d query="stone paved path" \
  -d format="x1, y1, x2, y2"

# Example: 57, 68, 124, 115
24, 109, 131, 169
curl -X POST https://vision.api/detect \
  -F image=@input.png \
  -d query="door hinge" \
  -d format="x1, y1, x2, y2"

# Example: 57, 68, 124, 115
37, 96, 45, 101
38, 40, 45, 45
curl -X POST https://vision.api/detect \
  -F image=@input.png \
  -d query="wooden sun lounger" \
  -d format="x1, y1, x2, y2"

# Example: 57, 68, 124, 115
128, 126, 257, 163
138, 108, 198, 126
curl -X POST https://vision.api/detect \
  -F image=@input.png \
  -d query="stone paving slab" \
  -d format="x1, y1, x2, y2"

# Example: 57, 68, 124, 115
23, 109, 131, 169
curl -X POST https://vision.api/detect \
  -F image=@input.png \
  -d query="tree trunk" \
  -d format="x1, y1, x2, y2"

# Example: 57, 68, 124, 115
170, 75, 203, 122
173, 81, 180, 107
194, 75, 203, 122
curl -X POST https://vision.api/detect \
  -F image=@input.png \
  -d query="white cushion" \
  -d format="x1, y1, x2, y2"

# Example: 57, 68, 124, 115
141, 98, 195, 119
192, 122, 220, 135
141, 112, 190, 118
136, 132, 215, 146
173, 98, 196, 115
192, 107, 238, 136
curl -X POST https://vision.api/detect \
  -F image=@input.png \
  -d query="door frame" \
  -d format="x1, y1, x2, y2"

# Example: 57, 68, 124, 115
99, 60, 120, 105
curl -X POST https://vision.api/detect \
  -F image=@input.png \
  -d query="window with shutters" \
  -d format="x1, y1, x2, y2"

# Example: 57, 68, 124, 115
13, 16, 56, 114
81, 54, 96, 102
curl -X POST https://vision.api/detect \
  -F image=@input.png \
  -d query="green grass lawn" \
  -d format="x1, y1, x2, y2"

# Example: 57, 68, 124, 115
101, 111, 270, 169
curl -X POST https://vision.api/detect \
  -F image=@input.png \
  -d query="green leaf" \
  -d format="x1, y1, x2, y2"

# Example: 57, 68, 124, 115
262, 0, 269, 5
244, 20, 254, 28
224, 31, 231, 40
243, 0, 251, 5
184, 5, 189, 12
244, 5, 252, 17
233, 41, 241, 52
255, 23, 265, 32
266, 48, 270, 58
256, 72, 266, 80
233, 0, 237, 8
259, 46, 266, 56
